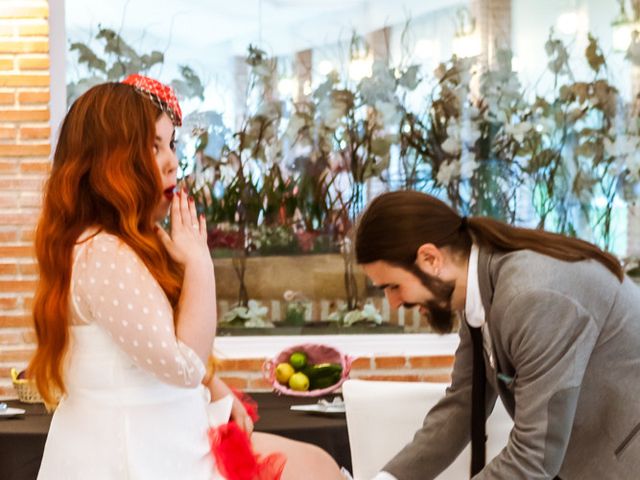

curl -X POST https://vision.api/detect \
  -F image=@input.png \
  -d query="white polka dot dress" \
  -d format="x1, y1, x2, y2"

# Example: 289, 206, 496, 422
37, 231, 224, 480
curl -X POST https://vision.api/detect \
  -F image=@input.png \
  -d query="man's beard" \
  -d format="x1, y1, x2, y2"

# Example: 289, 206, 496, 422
403, 264, 456, 334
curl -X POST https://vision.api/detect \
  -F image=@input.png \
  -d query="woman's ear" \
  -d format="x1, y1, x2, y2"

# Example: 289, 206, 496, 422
415, 243, 443, 276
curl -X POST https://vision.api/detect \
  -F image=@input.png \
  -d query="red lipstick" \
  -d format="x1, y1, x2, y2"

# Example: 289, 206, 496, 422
163, 185, 176, 201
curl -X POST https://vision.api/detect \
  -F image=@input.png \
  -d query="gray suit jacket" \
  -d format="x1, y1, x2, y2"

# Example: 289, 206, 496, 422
384, 248, 640, 479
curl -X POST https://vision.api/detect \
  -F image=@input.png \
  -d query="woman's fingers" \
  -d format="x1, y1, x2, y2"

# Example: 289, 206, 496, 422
244, 416, 254, 436
199, 214, 207, 240
171, 190, 196, 233
154, 223, 175, 255
162, 189, 211, 266
230, 397, 253, 434
238, 413, 253, 434
179, 189, 191, 228
169, 190, 181, 232
188, 194, 199, 230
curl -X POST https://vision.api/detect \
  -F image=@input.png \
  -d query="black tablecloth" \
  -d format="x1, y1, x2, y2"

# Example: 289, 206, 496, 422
0, 393, 351, 480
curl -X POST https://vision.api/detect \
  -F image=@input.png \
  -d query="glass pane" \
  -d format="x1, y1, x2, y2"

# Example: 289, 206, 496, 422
65, 0, 634, 335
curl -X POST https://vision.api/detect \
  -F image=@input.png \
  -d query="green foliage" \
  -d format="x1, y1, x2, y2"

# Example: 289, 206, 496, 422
171, 66, 205, 100
67, 27, 199, 106
68, 25, 639, 309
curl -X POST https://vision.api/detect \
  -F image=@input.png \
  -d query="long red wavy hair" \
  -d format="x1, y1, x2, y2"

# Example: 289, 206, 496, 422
29, 83, 183, 406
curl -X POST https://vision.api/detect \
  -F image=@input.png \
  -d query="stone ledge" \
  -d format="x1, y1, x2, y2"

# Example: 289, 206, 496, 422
215, 333, 459, 359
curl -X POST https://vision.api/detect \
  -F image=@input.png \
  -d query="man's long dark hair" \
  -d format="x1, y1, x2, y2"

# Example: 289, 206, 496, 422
355, 191, 623, 281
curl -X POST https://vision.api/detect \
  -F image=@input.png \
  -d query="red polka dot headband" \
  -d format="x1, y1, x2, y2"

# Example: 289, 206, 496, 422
121, 74, 183, 126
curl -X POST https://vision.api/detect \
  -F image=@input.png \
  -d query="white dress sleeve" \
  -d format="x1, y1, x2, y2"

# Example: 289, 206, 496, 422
70, 232, 207, 388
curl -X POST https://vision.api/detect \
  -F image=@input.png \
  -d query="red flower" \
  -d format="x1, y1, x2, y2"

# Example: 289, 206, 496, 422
295, 230, 318, 252
207, 228, 244, 250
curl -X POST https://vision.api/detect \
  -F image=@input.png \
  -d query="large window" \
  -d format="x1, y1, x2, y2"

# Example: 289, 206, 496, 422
63, 0, 634, 335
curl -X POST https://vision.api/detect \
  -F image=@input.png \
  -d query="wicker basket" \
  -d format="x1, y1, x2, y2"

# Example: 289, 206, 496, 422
10, 368, 44, 403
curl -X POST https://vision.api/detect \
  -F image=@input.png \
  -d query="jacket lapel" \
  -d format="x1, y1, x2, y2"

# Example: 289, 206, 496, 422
477, 247, 496, 314
476, 248, 518, 415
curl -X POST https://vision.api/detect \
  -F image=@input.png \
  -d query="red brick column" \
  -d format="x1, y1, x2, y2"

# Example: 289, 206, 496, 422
0, 0, 49, 397
471, 0, 512, 69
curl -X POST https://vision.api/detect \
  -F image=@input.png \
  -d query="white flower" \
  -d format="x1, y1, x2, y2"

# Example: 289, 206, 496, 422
247, 299, 268, 317
375, 100, 401, 126
442, 122, 462, 154
360, 303, 382, 324
446, 121, 460, 138
284, 290, 307, 314
504, 121, 533, 143
343, 310, 363, 326
264, 141, 282, 164
283, 114, 307, 143
467, 106, 481, 118
494, 110, 508, 125
244, 317, 274, 328
605, 134, 638, 158
441, 137, 461, 155
222, 306, 249, 323
342, 304, 383, 326
504, 76, 522, 98
442, 120, 480, 155
626, 151, 640, 180
323, 106, 344, 129
459, 151, 479, 180
457, 58, 474, 88
603, 133, 640, 180
223, 300, 271, 326
534, 117, 555, 134
252, 63, 272, 79
460, 121, 481, 147
436, 160, 460, 187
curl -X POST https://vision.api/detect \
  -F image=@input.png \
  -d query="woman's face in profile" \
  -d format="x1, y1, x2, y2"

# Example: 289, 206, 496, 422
153, 113, 179, 223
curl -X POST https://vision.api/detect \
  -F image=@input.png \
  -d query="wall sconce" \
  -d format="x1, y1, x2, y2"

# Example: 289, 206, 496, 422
414, 39, 435, 60
302, 80, 312, 96
348, 36, 372, 82
318, 60, 335, 76
556, 11, 584, 36
452, 7, 480, 58
348, 55, 373, 82
277, 77, 298, 99
612, 0, 640, 52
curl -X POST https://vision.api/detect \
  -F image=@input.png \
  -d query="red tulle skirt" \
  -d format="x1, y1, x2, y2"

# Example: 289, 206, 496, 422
208, 390, 286, 480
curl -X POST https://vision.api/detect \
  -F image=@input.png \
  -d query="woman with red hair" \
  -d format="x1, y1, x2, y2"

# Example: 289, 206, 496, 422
31, 76, 343, 480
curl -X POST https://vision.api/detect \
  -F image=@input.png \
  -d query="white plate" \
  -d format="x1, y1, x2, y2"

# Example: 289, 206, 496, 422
290, 404, 345, 414
0, 407, 26, 419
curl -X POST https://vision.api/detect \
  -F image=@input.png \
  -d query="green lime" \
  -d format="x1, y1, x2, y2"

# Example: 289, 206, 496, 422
288, 372, 310, 391
275, 362, 295, 385
289, 351, 308, 370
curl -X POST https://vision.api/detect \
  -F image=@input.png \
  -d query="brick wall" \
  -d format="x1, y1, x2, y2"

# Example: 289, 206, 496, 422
0, 0, 50, 398
216, 355, 454, 391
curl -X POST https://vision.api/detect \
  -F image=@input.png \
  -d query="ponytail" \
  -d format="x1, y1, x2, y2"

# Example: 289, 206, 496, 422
356, 191, 623, 282
465, 216, 623, 281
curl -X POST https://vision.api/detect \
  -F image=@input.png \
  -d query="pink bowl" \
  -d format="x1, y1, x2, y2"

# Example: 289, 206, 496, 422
263, 343, 353, 397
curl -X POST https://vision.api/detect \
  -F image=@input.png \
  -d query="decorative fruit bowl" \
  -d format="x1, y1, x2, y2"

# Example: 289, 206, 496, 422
263, 343, 353, 397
